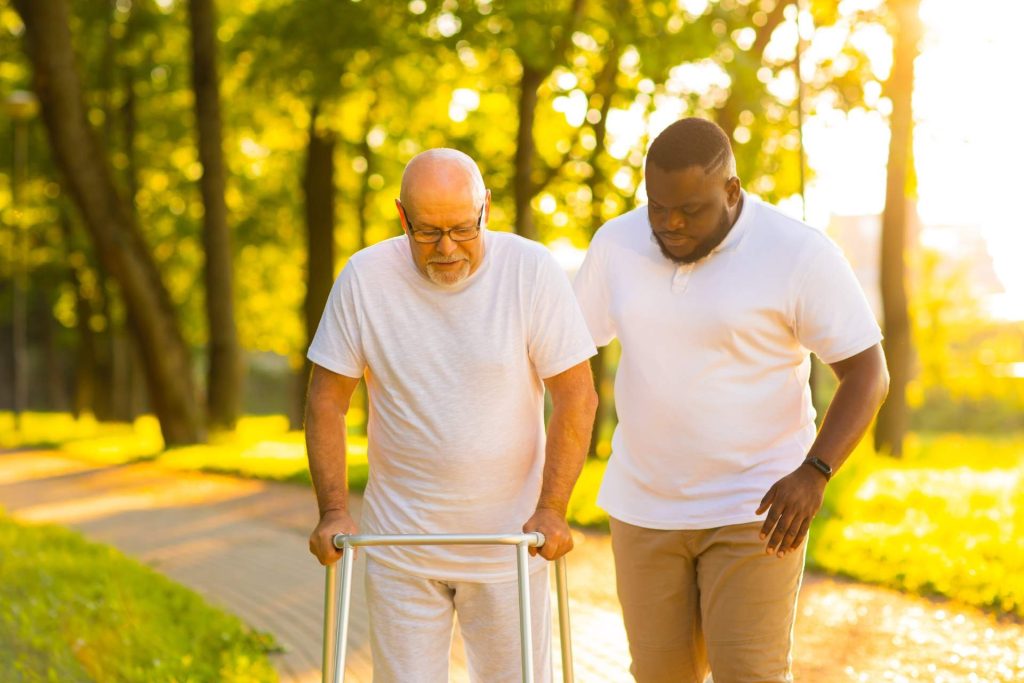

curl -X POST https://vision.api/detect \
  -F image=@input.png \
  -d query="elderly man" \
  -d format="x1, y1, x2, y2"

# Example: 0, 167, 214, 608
573, 118, 889, 683
305, 148, 597, 682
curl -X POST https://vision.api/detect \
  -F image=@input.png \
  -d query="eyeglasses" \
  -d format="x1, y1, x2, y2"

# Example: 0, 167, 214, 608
403, 204, 486, 244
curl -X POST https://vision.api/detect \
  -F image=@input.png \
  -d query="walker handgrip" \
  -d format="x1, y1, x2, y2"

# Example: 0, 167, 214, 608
332, 531, 547, 549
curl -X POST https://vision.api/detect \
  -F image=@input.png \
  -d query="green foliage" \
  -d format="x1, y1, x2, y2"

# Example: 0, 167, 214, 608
2, 0, 907, 374
0, 511, 278, 682
808, 433, 1024, 617
0, 412, 163, 457
908, 249, 1024, 432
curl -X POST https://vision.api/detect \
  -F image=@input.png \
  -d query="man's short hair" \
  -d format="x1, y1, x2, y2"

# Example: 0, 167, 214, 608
647, 118, 735, 176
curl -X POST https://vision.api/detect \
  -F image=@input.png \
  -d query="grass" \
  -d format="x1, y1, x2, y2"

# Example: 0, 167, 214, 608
0, 511, 278, 682
4, 412, 1023, 618
0, 412, 369, 490
806, 433, 1024, 618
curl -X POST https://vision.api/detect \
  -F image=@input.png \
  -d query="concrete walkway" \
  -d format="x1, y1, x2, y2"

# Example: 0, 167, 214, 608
2, 449, 1023, 682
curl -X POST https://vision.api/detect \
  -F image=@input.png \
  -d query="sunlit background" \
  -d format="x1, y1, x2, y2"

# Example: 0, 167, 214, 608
2, 1, 1024, 680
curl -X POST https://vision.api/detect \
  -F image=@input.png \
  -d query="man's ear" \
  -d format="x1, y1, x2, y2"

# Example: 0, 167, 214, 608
483, 189, 492, 226
395, 199, 410, 235
726, 176, 742, 206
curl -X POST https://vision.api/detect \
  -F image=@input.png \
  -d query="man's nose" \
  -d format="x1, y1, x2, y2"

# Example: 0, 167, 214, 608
436, 232, 458, 255
667, 210, 687, 230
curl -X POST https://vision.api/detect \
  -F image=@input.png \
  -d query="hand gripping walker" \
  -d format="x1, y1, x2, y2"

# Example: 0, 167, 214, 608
322, 532, 575, 683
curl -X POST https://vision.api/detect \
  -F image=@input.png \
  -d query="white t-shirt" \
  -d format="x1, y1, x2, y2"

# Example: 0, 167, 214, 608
573, 193, 882, 530
308, 230, 596, 582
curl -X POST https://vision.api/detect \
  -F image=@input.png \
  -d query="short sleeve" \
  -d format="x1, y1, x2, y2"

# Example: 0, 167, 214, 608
793, 238, 882, 364
306, 263, 367, 378
572, 239, 617, 346
528, 253, 598, 379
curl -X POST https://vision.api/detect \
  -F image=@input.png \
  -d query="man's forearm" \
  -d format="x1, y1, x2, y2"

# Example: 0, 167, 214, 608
537, 396, 597, 515
807, 363, 888, 474
305, 402, 349, 515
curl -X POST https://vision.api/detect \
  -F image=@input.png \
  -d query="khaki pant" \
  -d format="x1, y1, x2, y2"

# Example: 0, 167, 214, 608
610, 518, 805, 683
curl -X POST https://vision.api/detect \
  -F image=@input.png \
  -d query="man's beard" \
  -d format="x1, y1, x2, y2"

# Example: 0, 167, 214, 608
426, 257, 471, 285
651, 205, 733, 265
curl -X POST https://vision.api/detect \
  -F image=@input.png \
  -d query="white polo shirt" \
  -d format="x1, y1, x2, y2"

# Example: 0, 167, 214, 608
573, 193, 881, 530
308, 230, 596, 581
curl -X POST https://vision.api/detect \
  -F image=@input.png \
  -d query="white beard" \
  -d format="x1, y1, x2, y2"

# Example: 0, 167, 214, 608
426, 260, 471, 286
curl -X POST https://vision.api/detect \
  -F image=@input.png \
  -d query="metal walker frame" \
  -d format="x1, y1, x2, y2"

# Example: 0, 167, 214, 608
322, 532, 574, 683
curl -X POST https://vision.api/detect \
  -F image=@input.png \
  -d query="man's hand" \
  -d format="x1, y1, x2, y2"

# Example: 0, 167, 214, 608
523, 507, 573, 561
755, 464, 827, 558
308, 508, 359, 566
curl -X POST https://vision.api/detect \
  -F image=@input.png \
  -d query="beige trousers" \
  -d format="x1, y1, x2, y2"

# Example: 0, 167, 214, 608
364, 556, 552, 683
610, 518, 805, 683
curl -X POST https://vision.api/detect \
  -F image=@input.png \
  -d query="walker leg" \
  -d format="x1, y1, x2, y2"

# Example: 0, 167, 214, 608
323, 563, 339, 682
329, 544, 355, 683
554, 557, 574, 683
516, 541, 535, 683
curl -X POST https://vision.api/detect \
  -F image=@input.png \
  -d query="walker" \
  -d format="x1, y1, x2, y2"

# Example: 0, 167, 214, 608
321, 531, 574, 683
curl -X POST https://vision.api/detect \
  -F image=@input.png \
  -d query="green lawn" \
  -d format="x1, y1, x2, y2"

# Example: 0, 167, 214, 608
4, 412, 1023, 618
0, 512, 278, 682
806, 433, 1024, 618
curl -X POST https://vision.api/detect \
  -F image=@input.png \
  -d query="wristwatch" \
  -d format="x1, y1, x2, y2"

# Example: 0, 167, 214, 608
802, 456, 833, 481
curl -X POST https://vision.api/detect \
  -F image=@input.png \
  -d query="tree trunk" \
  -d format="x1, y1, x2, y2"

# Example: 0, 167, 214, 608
292, 105, 337, 430
874, 0, 920, 457
189, 0, 241, 430
93, 269, 117, 421
14, 0, 203, 444
39, 289, 69, 411
583, 43, 621, 458
514, 65, 545, 241
348, 97, 378, 432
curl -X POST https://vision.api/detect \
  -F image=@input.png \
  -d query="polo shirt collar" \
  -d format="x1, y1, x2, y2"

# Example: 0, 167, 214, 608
710, 190, 754, 256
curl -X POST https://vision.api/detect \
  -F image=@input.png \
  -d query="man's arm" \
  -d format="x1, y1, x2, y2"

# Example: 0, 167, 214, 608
306, 364, 362, 566
523, 359, 598, 561
756, 343, 889, 557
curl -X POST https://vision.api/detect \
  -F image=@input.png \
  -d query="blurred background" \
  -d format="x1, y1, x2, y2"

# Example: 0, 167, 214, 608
1, 0, 1023, 679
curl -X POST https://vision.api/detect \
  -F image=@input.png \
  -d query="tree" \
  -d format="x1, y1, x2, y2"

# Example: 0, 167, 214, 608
236, 0, 407, 427
13, 0, 203, 445
509, 0, 585, 241
300, 103, 337, 428
189, 0, 242, 429
874, 0, 921, 456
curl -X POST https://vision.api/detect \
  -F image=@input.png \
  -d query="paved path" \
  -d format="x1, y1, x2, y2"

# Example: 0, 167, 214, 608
2, 449, 1022, 682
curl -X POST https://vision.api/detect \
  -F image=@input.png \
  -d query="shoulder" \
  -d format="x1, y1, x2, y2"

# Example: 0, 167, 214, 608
748, 198, 843, 260
347, 235, 407, 272
487, 230, 560, 269
339, 236, 409, 287
591, 206, 648, 250
487, 229, 548, 256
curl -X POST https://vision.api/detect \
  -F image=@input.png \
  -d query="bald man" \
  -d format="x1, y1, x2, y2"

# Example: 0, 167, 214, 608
305, 149, 598, 682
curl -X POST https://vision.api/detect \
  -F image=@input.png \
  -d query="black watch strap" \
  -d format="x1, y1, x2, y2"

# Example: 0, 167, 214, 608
803, 456, 832, 481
